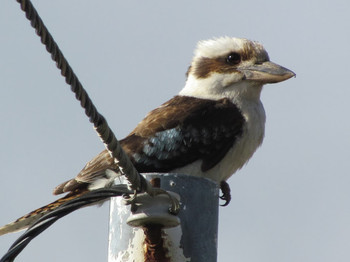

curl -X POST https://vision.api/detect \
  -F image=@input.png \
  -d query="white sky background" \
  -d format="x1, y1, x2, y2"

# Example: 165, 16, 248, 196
0, 0, 349, 261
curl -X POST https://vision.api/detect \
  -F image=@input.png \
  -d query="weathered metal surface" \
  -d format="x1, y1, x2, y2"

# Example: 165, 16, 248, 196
108, 174, 219, 262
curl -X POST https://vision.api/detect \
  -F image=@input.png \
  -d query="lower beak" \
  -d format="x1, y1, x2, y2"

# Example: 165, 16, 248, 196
241, 61, 295, 84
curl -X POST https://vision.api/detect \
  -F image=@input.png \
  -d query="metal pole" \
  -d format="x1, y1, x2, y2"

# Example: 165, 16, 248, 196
108, 173, 219, 262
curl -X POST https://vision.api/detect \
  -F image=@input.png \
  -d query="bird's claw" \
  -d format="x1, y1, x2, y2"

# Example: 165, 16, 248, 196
220, 181, 231, 206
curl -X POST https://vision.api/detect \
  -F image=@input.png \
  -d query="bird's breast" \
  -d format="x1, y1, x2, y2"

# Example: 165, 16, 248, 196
171, 99, 266, 182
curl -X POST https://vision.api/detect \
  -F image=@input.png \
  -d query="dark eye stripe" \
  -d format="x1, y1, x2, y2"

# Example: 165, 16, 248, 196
191, 57, 241, 78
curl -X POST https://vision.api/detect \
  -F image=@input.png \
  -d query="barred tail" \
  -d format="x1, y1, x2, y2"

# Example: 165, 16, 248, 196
0, 190, 86, 236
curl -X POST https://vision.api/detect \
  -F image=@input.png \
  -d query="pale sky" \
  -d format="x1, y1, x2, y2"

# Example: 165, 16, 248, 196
1, 0, 350, 261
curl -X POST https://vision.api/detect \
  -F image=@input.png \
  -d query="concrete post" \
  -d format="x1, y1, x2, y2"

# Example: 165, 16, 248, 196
108, 173, 219, 262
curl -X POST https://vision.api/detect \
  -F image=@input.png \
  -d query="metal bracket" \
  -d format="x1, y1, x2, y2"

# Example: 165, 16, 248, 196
126, 191, 181, 228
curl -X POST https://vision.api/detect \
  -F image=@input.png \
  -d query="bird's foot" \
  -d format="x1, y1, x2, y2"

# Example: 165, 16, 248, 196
220, 181, 231, 206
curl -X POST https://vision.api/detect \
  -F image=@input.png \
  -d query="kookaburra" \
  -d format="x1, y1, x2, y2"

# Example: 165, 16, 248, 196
0, 37, 294, 235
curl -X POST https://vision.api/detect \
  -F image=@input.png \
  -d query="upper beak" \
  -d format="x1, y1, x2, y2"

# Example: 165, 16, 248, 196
241, 61, 295, 84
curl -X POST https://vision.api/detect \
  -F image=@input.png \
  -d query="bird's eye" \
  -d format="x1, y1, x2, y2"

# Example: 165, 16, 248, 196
226, 52, 241, 65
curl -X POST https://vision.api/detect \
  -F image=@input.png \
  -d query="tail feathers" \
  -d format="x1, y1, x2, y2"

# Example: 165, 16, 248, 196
0, 190, 86, 236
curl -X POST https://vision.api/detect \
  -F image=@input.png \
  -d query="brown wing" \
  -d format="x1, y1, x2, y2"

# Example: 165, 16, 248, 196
121, 96, 245, 173
53, 96, 197, 195
53, 96, 244, 194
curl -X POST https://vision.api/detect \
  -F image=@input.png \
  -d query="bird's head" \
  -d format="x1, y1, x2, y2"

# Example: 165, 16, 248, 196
179, 37, 295, 102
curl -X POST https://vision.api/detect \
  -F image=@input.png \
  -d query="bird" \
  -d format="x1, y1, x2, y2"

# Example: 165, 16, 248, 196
0, 37, 295, 235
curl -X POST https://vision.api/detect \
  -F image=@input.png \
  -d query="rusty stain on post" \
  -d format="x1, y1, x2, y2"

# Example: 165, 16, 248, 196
143, 177, 169, 262
143, 225, 170, 262
150, 177, 161, 188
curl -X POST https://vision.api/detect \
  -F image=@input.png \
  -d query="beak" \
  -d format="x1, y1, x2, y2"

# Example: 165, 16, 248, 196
241, 61, 295, 84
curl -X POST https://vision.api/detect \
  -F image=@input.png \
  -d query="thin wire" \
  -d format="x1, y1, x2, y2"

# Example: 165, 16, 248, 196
15, 0, 148, 192
0, 185, 133, 262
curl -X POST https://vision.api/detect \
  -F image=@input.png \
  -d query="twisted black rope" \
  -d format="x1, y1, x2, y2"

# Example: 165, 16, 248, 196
0, 185, 133, 262
15, 0, 147, 192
